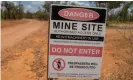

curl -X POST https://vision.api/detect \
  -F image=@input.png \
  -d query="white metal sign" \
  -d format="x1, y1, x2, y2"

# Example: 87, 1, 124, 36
48, 4, 107, 79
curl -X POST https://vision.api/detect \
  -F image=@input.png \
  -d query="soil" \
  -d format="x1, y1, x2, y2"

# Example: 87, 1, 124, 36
1, 19, 30, 28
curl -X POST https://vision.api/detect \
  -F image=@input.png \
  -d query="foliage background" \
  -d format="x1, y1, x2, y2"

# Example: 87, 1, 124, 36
1, 1, 133, 22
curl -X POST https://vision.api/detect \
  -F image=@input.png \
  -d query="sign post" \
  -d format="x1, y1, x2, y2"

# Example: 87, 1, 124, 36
48, 4, 107, 79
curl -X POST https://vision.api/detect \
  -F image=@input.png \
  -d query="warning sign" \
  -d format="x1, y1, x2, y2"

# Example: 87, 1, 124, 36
48, 4, 107, 79
52, 58, 65, 71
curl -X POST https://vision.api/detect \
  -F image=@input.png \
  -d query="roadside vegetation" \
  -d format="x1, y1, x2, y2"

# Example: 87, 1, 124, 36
1, 1, 133, 22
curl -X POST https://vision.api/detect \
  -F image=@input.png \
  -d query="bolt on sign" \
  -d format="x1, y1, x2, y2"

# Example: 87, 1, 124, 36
48, 4, 107, 79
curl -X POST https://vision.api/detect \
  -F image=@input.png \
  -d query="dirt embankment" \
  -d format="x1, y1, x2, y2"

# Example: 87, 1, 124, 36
1, 20, 133, 80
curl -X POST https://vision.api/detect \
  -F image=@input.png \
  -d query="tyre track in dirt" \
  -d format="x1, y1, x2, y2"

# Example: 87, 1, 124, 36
2, 21, 48, 80
2, 20, 45, 61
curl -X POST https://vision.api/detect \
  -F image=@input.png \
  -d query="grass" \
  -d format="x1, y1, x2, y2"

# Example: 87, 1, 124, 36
107, 21, 133, 28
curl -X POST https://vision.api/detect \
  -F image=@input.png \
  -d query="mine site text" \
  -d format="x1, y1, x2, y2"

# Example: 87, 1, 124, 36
53, 21, 103, 32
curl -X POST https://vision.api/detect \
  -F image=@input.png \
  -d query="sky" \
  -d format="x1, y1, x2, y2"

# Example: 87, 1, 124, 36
14, 1, 96, 13
14, 1, 44, 13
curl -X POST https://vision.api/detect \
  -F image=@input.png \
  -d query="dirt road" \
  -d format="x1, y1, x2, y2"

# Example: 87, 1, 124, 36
2, 20, 48, 80
2, 20, 45, 50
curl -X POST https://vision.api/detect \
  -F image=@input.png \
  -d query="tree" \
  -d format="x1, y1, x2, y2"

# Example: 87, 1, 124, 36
43, 1, 60, 13
2, 1, 14, 19
118, 1, 133, 21
42, 1, 60, 20
1, 1, 24, 20
18, 2, 24, 19
33, 7, 46, 20
25, 11, 33, 19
